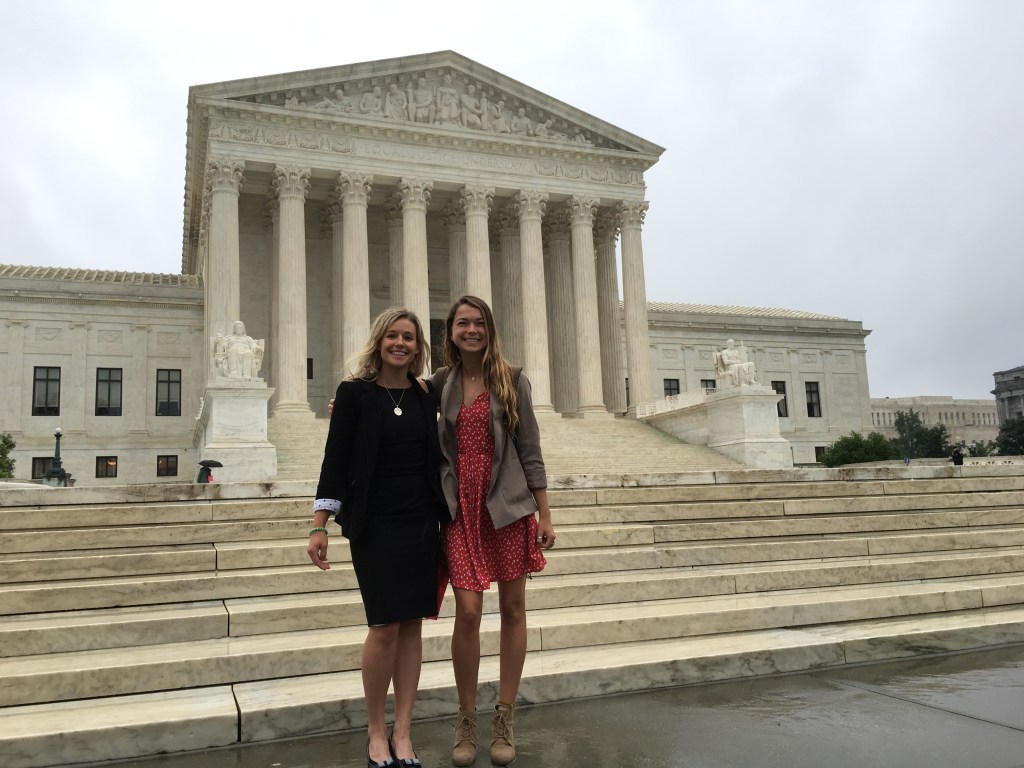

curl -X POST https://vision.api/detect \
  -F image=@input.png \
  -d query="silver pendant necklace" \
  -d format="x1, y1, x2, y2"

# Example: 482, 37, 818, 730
383, 385, 407, 416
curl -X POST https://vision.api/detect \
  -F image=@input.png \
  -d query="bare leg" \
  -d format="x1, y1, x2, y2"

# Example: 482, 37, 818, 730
362, 623, 399, 763
496, 577, 527, 704
451, 587, 484, 711
390, 619, 423, 759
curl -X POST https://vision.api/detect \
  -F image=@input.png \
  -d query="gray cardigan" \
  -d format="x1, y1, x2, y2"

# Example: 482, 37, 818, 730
431, 362, 547, 529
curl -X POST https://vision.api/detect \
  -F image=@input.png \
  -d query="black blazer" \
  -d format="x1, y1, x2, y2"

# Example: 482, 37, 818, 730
314, 374, 445, 541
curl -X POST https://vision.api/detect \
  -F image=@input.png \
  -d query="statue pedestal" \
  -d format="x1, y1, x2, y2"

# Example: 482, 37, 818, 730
193, 382, 277, 483
705, 386, 793, 469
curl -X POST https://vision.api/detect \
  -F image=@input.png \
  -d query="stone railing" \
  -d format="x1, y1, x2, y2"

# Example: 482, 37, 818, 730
636, 389, 714, 418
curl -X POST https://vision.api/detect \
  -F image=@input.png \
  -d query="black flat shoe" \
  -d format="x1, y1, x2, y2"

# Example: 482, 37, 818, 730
368, 741, 396, 768
388, 734, 422, 767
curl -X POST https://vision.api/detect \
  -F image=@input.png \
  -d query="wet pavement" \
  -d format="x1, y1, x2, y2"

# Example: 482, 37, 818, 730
95, 645, 1024, 768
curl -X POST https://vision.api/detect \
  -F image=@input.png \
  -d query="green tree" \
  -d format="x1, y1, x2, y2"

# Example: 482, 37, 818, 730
995, 415, 1024, 456
891, 409, 951, 459
967, 440, 997, 457
820, 431, 900, 467
0, 432, 15, 478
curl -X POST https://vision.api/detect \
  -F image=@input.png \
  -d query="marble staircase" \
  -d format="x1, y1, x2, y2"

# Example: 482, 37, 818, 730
269, 411, 741, 481
2, 467, 1024, 767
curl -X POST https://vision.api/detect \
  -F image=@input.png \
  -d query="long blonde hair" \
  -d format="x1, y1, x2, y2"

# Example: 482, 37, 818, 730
348, 307, 428, 381
443, 295, 519, 435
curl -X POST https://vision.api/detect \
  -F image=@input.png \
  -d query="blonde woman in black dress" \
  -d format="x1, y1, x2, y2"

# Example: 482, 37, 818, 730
308, 307, 444, 768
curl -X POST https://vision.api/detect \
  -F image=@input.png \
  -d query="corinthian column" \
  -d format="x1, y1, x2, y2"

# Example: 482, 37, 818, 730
461, 185, 494, 304
617, 200, 653, 412
595, 212, 626, 413
337, 171, 374, 373
442, 201, 467, 302
399, 178, 433, 367
326, 196, 345, 383
568, 196, 607, 416
205, 157, 244, 380
383, 196, 404, 306
514, 190, 553, 411
272, 165, 312, 414
543, 207, 577, 415
494, 206, 524, 365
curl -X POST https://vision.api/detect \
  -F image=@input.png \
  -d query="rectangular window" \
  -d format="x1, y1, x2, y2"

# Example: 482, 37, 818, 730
771, 380, 789, 418
156, 369, 182, 416
806, 381, 822, 417
157, 455, 178, 477
814, 446, 826, 462
32, 457, 53, 479
95, 368, 123, 416
663, 378, 680, 397
32, 367, 61, 416
95, 456, 118, 478
307, 358, 314, 380
700, 378, 717, 391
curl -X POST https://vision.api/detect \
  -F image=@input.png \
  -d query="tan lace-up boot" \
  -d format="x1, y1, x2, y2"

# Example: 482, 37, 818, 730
489, 703, 516, 765
452, 708, 478, 766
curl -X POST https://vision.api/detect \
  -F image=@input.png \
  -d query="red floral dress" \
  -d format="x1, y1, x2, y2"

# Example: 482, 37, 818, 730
442, 392, 546, 591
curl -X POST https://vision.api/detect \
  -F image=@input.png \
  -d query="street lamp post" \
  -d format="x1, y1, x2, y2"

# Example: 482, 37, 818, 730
43, 427, 69, 487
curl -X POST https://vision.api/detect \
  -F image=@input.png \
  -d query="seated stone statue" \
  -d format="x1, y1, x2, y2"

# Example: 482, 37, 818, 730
213, 321, 265, 380
714, 339, 758, 389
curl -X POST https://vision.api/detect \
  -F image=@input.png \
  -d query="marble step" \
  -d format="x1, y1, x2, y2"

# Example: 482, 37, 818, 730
0, 497, 311, 532
3, 575, 1023, 708
6, 604, 1024, 768
5, 547, 1023, 653
0, 543, 215, 584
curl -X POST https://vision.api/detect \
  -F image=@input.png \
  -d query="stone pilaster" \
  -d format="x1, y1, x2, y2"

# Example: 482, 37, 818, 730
4, 320, 27, 434
594, 212, 626, 414
272, 165, 312, 414
461, 185, 494, 304
567, 196, 606, 416
263, 195, 280, 399
336, 171, 374, 375
128, 324, 149, 433
543, 207, 577, 415
514, 190, 552, 411
383, 196, 404, 306
326, 196, 345, 383
399, 179, 433, 358
617, 200, 653, 413
495, 206, 524, 365
442, 201, 467, 303
204, 158, 244, 382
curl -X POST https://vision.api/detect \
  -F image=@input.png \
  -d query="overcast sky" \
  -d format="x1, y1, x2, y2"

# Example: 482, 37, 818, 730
2, 0, 1020, 400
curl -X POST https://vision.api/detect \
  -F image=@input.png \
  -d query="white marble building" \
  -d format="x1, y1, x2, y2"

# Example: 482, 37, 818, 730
870, 395, 999, 445
993, 365, 1024, 424
0, 52, 883, 482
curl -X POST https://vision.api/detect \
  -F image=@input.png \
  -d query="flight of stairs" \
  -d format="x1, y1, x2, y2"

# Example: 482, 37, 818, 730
1, 465, 1023, 767
269, 411, 740, 481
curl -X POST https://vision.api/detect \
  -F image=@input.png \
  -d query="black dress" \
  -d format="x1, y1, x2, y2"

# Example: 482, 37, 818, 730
348, 386, 440, 625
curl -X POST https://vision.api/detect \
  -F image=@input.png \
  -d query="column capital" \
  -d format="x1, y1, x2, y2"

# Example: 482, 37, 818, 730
273, 165, 311, 200
616, 199, 649, 229
594, 211, 619, 244
382, 195, 403, 224
513, 189, 548, 222
205, 158, 245, 194
542, 205, 572, 241
567, 195, 599, 225
324, 198, 343, 226
461, 184, 495, 216
441, 200, 466, 231
335, 171, 374, 205
399, 177, 433, 210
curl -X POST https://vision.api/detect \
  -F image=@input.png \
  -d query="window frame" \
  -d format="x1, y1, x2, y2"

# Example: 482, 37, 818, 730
32, 366, 61, 416
700, 378, 717, 391
805, 381, 822, 418
156, 369, 182, 417
771, 380, 789, 418
663, 378, 681, 397
95, 456, 118, 478
95, 367, 123, 416
156, 455, 179, 477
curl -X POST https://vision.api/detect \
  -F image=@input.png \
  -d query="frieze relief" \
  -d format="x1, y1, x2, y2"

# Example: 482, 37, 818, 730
231, 70, 625, 151
210, 120, 643, 186
35, 328, 61, 342
98, 330, 123, 344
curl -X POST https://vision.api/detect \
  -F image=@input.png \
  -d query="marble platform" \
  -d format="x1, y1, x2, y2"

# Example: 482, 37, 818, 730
2, 466, 1024, 767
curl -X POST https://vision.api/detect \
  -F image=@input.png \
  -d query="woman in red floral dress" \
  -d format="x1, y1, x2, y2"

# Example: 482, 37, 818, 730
431, 295, 556, 766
